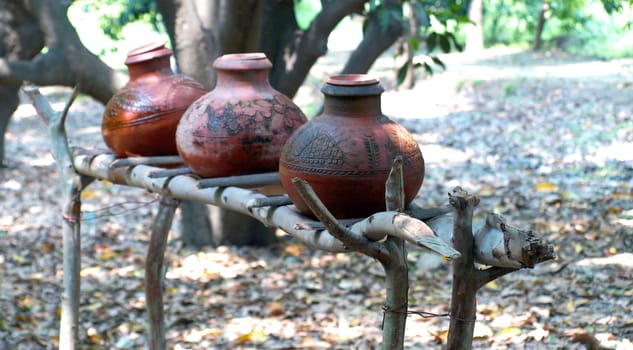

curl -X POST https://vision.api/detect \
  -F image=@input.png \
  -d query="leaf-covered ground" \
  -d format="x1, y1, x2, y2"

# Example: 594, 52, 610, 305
1, 48, 632, 349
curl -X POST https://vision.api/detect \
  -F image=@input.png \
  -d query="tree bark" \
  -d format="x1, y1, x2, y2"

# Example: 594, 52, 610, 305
532, 1, 549, 51
179, 200, 215, 247
380, 157, 408, 350
156, 0, 264, 89
145, 196, 179, 350
0, 0, 44, 166
446, 188, 479, 350
0, 0, 126, 103
342, 0, 404, 75
261, 0, 366, 97
465, 0, 484, 52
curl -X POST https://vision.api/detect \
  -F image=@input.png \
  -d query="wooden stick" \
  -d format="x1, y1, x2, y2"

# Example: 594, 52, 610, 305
111, 156, 183, 167
145, 196, 179, 350
380, 156, 408, 350
246, 195, 293, 209
197, 172, 280, 188
22, 86, 94, 350
148, 167, 193, 178
446, 187, 480, 350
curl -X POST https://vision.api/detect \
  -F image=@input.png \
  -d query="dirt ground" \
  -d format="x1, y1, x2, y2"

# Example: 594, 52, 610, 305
1, 48, 632, 349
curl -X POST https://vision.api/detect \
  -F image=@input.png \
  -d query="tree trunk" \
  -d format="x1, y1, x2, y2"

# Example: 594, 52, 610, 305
156, 0, 264, 89
465, 0, 484, 52
532, 1, 549, 51
0, 0, 44, 166
259, 0, 300, 93
156, 0, 275, 247
396, 1, 421, 90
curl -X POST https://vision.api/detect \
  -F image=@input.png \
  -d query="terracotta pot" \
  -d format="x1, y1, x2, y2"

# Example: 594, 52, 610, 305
176, 53, 307, 178
102, 42, 207, 158
279, 74, 425, 219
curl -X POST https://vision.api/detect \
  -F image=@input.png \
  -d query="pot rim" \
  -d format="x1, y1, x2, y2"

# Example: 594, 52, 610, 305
326, 74, 380, 86
322, 74, 384, 96
213, 52, 273, 71
125, 41, 172, 65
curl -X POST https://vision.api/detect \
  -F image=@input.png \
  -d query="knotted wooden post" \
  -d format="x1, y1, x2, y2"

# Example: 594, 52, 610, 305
379, 156, 409, 350
22, 86, 94, 350
145, 196, 179, 350
446, 187, 554, 349
292, 157, 456, 349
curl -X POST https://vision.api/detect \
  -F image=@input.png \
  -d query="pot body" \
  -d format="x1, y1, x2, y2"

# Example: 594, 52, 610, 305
279, 75, 425, 219
102, 42, 207, 157
176, 53, 307, 178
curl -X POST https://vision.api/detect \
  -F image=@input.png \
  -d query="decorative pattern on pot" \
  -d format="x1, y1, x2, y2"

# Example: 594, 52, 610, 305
176, 53, 307, 178
102, 42, 207, 157
279, 74, 425, 219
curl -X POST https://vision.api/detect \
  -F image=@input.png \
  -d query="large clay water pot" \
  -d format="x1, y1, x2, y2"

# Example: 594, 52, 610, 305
102, 42, 207, 157
176, 53, 307, 178
279, 74, 425, 219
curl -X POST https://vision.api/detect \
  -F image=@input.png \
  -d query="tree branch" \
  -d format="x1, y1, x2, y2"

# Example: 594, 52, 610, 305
292, 177, 390, 260
8, 0, 126, 103
342, 0, 404, 74
475, 267, 517, 289
474, 212, 554, 268
146, 195, 179, 350
424, 211, 554, 268
272, 0, 366, 97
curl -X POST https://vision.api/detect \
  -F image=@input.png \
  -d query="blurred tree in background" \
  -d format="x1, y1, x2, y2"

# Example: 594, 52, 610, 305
483, 0, 633, 54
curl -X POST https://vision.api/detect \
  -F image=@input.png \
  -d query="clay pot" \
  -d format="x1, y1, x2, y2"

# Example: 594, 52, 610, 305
176, 53, 307, 178
102, 42, 207, 158
279, 74, 425, 219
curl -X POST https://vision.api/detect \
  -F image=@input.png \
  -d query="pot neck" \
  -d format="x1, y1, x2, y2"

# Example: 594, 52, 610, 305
323, 94, 382, 117
126, 56, 173, 81
216, 68, 271, 89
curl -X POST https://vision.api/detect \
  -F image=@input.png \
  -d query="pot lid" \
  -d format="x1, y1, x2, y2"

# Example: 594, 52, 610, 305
213, 52, 272, 71
322, 74, 384, 96
125, 41, 173, 65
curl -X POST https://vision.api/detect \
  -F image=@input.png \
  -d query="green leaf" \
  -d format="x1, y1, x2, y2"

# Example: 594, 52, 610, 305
409, 37, 419, 51
447, 32, 463, 52
423, 62, 433, 75
431, 56, 446, 70
427, 32, 438, 53
397, 61, 410, 86
446, 33, 464, 52
439, 34, 451, 53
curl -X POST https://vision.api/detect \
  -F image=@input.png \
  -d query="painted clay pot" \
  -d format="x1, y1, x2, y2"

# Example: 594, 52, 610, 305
176, 53, 307, 178
279, 74, 425, 219
102, 42, 207, 157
